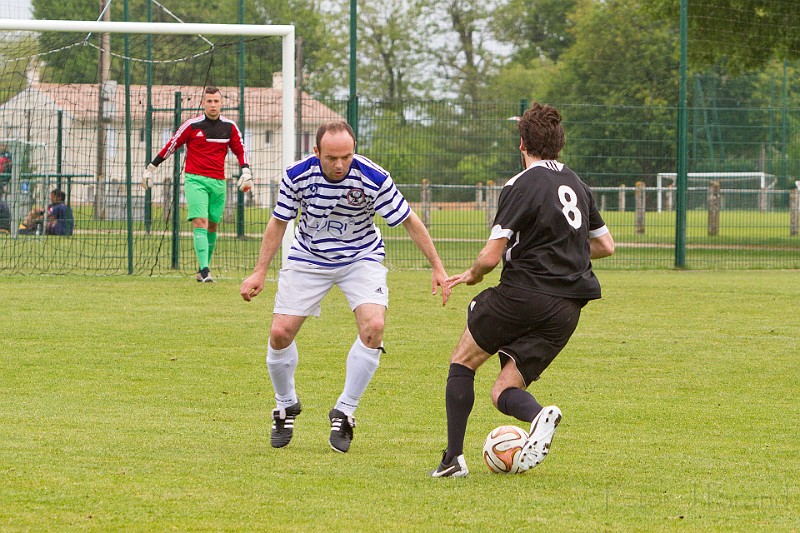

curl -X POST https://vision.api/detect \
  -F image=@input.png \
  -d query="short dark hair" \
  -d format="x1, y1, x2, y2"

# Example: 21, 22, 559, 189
517, 103, 565, 160
316, 121, 357, 151
51, 189, 66, 202
204, 86, 221, 96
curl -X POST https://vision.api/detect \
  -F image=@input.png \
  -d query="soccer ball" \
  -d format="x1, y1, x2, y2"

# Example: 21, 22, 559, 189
483, 425, 529, 474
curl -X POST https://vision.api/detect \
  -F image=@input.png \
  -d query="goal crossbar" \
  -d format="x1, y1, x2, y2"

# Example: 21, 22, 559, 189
0, 18, 293, 37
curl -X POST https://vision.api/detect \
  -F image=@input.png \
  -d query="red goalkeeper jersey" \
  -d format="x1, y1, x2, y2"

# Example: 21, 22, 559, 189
153, 114, 249, 179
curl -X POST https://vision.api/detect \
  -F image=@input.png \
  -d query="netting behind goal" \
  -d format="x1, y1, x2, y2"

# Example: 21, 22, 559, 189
0, 19, 302, 276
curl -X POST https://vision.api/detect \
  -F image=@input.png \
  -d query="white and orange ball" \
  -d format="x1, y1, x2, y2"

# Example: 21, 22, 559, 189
482, 425, 529, 474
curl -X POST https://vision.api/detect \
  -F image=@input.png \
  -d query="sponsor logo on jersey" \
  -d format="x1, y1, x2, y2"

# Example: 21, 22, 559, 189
309, 218, 348, 236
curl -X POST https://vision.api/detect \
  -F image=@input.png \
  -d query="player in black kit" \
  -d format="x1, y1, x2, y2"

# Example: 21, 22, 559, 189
431, 103, 615, 478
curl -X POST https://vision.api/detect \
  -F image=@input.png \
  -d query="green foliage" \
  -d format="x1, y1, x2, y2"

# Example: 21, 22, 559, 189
1, 272, 799, 530
357, 99, 521, 195
493, 0, 578, 63
356, 0, 429, 100
0, 33, 36, 104
537, 0, 679, 185
645, 0, 800, 72
484, 59, 559, 104
423, 0, 503, 102
28, 0, 328, 88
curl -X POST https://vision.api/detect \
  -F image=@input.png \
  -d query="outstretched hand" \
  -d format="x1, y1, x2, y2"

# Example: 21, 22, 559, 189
431, 267, 451, 306
446, 269, 484, 290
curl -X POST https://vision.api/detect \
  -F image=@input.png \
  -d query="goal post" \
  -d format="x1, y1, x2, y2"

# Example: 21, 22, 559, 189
0, 18, 296, 266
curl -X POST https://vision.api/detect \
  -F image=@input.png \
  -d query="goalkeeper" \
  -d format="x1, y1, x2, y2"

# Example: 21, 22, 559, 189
141, 85, 253, 283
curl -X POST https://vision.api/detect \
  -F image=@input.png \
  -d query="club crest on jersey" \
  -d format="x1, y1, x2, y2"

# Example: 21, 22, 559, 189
346, 188, 366, 206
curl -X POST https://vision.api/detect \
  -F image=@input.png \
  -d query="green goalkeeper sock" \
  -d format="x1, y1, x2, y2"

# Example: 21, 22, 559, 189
193, 227, 209, 270
207, 231, 217, 266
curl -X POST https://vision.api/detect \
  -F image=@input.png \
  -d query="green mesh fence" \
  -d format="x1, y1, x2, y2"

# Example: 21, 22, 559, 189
1, 24, 800, 275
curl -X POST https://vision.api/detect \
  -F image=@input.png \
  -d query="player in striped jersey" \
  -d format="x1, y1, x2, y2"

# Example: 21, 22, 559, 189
240, 121, 450, 453
141, 86, 253, 283
431, 103, 615, 478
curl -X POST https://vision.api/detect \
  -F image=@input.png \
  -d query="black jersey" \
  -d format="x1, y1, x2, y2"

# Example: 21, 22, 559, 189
490, 160, 607, 300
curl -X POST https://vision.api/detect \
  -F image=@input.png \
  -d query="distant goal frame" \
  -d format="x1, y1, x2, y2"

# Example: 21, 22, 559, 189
655, 171, 777, 212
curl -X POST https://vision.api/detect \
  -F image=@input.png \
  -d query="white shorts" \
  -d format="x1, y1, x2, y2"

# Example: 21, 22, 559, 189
273, 260, 389, 317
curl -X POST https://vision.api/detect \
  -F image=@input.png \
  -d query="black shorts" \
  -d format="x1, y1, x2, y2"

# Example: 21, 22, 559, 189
466, 284, 587, 386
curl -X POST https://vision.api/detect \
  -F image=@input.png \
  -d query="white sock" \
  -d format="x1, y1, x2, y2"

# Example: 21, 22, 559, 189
335, 336, 382, 416
267, 340, 299, 409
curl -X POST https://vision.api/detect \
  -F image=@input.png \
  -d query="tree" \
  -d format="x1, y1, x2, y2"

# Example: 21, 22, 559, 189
423, 0, 504, 103
357, 0, 429, 102
493, 0, 577, 64
0, 33, 37, 104
537, 0, 681, 186
645, 0, 800, 73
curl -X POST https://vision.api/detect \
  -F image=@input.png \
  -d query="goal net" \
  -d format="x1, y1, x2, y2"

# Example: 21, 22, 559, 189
656, 171, 778, 211
0, 18, 297, 274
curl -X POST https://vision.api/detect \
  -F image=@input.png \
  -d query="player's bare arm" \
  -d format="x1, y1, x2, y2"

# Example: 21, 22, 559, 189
240, 217, 289, 302
447, 237, 507, 288
401, 211, 450, 306
590, 231, 615, 259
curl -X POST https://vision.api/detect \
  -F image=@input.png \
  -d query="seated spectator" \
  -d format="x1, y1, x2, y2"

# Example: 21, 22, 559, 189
0, 148, 11, 175
18, 206, 44, 235
45, 189, 74, 236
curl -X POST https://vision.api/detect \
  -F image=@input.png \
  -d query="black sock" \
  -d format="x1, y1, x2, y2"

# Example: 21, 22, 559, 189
497, 387, 542, 423
444, 363, 475, 463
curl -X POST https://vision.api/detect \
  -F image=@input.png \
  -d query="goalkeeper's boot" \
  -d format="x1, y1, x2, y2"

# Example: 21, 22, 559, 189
196, 267, 214, 283
430, 450, 468, 478
518, 405, 562, 471
328, 409, 355, 453
270, 401, 302, 448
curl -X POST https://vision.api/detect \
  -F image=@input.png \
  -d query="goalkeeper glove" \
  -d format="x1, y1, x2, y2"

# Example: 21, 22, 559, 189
141, 163, 156, 189
237, 167, 254, 192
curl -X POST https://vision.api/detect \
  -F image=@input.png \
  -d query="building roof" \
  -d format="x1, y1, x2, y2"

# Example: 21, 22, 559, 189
17, 83, 342, 126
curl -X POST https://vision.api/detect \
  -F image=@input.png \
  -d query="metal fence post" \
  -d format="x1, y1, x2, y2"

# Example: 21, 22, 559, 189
420, 178, 431, 227
708, 180, 721, 236
666, 184, 674, 211
486, 180, 497, 228
635, 181, 646, 234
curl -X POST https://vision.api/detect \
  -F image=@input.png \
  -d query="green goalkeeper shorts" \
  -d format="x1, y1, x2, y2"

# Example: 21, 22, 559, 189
185, 173, 226, 223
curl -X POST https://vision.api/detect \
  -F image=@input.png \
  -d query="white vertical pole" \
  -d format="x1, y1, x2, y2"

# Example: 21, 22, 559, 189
656, 174, 662, 212
281, 29, 296, 268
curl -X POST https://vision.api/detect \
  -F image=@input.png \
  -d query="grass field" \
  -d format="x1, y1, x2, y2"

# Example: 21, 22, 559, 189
1, 271, 799, 531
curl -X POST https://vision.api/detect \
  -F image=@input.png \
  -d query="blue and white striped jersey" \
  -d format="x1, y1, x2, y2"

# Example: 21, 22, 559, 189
273, 154, 411, 267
